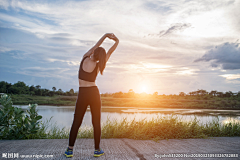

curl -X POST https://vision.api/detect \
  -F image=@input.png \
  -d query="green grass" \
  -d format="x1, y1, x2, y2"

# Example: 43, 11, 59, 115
33, 116, 240, 141
10, 95, 240, 109
11, 95, 76, 106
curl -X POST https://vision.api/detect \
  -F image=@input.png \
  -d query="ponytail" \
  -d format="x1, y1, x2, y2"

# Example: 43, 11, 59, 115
94, 47, 106, 75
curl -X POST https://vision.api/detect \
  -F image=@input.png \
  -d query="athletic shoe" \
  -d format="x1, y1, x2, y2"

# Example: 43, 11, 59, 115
94, 148, 104, 157
65, 147, 73, 158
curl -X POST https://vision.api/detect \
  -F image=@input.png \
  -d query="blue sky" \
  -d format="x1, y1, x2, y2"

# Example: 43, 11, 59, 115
0, 0, 240, 94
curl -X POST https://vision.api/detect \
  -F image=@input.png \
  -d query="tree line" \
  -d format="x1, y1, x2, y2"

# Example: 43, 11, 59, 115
0, 81, 240, 99
102, 89, 240, 99
0, 81, 77, 96
179, 89, 240, 98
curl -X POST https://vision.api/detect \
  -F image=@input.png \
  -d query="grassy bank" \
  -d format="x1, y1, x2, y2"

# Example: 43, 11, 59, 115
2, 94, 239, 141
10, 94, 240, 109
30, 116, 240, 141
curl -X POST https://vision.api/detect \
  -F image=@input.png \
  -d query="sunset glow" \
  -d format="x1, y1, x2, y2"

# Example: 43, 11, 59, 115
140, 85, 147, 93
142, 63, 172, 69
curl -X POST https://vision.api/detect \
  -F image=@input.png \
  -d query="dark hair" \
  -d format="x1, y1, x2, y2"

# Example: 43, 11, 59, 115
93, 47, 106, 75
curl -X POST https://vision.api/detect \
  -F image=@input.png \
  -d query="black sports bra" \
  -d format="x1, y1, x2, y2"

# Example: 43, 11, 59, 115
78, 56, 98, 82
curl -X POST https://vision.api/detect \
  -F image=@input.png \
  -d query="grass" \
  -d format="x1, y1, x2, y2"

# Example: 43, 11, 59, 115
11, 95, 76, 106
33, 116, 240, 141
10, 94, 240, 109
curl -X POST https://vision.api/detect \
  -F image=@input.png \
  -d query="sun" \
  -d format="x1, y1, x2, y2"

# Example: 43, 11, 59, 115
141, 85, 147, 93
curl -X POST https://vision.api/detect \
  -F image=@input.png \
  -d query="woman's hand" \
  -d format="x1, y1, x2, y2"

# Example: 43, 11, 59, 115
105, 33, 114, 39
112, 35, 119, 42
107, 33, 118, 41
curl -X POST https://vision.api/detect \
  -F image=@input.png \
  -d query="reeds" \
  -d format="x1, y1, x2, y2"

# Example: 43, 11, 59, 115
35, 116, 240, 141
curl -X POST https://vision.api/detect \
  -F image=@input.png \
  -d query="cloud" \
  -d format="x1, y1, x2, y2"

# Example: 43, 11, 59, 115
146, 55, 174, 59
0, 27, 88, 64
16, 66, 71, 78
143, 1, 172, 14
194, 41, 240, 70
148, 23, 192, 38
220, 74, 240, 80
160, 23, 192, 37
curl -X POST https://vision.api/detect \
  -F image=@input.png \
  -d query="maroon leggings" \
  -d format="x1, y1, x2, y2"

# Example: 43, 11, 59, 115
68, 86, 101, 149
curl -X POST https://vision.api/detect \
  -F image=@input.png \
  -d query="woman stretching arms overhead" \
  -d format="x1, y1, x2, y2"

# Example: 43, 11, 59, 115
65, 33, 119, 158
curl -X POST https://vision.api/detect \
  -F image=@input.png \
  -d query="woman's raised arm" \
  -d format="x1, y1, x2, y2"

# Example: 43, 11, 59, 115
106, 34, 119, 62
83, 33, 112, 58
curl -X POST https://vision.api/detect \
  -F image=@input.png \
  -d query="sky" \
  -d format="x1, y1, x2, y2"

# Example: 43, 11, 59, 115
0, 0, 240, 95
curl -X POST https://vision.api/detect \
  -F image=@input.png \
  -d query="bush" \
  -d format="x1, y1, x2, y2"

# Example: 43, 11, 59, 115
0, 94, 42, 139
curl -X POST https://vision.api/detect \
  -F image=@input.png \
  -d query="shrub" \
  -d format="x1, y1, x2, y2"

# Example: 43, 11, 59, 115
0, 94, 42, 139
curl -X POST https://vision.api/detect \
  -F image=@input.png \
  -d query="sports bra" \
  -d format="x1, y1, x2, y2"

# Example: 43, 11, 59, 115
78, 56, 98, 82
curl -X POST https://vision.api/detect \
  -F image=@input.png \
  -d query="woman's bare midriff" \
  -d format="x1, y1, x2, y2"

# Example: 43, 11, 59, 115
78, 79, 97, 87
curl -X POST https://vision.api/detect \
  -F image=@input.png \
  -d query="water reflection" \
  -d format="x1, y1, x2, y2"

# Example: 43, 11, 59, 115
222, 118, 240, 124
14, 105, 240, 130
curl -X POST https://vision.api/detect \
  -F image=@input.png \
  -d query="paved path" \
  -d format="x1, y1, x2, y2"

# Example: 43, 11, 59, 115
0, 137, 239, 160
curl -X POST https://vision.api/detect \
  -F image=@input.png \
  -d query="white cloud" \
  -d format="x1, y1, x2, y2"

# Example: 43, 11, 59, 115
0, 46, 13, 52
176, 67, 198, 75
220, 74, 240, 80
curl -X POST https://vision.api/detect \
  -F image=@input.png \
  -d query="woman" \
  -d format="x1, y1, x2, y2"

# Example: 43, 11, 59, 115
65, 33, 119, 158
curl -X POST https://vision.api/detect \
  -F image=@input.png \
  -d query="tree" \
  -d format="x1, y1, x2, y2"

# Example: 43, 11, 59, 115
6, 82, 12, 94
224, 91, 233, 98
0, 81, 8, 93
29, 85, 35, 92
36, 85, 41, 90
52, 87, 56, 92
127, 89, 135, 98
197, 89, 207, 96
8, 86, 19, 94
216, 92, 223, 97
42, 89, 50, 96
200, 89, 208, 96
128, 89, 134, 93
35, 89, 42, 96
14, 81, 26, 88
237, 91, 240, 98
13, 81, 29, 94
228, 91, 233, 97
209, 90, 217, 96
113, 91, 124, 98
192, 91, 197, 96
57, 89, 63, 95
179, 92, 185, 96
69, 89, 74, 96
48, 91, 54, 97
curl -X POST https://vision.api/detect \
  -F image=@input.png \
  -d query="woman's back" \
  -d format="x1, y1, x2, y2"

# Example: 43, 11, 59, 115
78, 56, 99, 87
82, 57, 98, 73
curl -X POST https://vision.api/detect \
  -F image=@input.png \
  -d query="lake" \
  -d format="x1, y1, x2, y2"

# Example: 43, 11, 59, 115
14, 105, 240, 130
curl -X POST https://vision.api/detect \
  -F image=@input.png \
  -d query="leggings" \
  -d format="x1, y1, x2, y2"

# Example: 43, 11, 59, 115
68, 86, 101, 149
